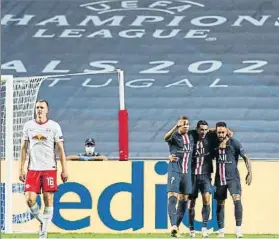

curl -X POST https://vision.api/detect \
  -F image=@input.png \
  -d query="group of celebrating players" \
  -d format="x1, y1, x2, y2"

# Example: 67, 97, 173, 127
17, 99, 252, 239
165, 116, 252, 238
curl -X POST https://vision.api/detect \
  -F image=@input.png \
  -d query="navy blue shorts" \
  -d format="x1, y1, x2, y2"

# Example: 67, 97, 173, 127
214, 178, 242, 200
167, 171, 192, 195
189, 173, 212, 199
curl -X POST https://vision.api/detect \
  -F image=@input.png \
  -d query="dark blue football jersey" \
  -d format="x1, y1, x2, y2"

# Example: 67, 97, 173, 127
213, 138, 245, 183
167, 131, 195, 174
190, 130, 216, 175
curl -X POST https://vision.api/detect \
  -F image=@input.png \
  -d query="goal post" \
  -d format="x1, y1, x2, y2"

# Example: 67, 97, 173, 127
117, 70, 129, 161
2, 75, 13, 234
0, 69, 128, 233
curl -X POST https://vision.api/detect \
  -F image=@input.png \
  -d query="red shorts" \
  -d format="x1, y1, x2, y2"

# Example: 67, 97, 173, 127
24, 170, 58, 194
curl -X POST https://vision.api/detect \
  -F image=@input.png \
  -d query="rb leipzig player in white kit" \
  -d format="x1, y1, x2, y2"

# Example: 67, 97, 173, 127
19, 99, 69, 238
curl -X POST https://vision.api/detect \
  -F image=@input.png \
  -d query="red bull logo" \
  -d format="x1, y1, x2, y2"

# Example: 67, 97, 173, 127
32, 134, 47, 141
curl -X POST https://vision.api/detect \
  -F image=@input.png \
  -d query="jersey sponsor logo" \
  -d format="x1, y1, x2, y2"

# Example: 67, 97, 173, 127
32, 134, 48, 141
183, 144, 191, 152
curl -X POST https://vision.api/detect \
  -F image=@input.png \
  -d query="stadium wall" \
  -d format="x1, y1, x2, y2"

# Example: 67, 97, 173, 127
1, 160, 279, 234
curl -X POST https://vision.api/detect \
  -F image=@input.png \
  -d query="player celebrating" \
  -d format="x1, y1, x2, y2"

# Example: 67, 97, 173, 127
187, 120, 216, 238
187, 121, 232, 238
164, 116, 194, 237
168, 121, 232, 237
169, 120, 216, 237
19, 99, 68, 239
213, 122, 252, 238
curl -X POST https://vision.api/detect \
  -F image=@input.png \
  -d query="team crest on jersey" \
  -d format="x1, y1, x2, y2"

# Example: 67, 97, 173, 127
32, 134, 48, 141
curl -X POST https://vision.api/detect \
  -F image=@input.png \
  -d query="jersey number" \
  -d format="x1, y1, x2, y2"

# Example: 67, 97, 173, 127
46, 177, 54, 186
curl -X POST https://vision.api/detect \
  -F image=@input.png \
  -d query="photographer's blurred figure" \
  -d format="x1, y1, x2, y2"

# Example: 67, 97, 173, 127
67, 138, 108, 161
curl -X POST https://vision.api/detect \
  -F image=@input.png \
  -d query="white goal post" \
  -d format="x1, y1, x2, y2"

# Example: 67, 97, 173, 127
0, 70, 128, 233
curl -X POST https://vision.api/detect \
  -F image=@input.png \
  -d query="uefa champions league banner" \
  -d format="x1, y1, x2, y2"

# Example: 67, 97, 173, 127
1, 160, 279, 234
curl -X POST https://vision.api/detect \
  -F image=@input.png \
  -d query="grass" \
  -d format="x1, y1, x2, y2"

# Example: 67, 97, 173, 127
1, 233, 279, 238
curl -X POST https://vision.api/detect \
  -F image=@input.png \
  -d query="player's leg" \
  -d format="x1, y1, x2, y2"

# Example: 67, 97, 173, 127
176, 193, 188, 237
41, 170, 58, 238
200, 174, 212, 237
188, 198, 196, 238
167, 172, 180, 237
228, 179, 243, 238
177, 173, 191, 236
176, 193, 188, 228
24, 170, 43, 224
41, 192, 54, 238
214, 184, 227, 238
188, 174, 198, 237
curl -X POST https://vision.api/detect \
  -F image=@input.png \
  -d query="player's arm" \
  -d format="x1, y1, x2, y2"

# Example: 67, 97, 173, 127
164, 125, 177, 142
54, 123, 68, 182
241, 154, 252, 185
19, 123, 29, 182
57, 141, 68, 182
235, 139, 252, 185
19, 140, 28, 182
164, 119, 183, 141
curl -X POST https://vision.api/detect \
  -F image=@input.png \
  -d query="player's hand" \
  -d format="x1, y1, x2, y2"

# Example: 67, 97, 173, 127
61, 171, 68, 183
102, 156, 108, 161
219, 141, 227, 149
176, 119, 184, 128
19, 170, 26, 182
168, 154, 177, 162
245, 172, 252, 185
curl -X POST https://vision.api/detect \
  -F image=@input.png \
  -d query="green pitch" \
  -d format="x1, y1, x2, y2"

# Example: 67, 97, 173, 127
2, 233, 278, 238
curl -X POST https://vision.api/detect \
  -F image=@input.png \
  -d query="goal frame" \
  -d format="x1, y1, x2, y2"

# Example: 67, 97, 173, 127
1, 75, 13, 234
1, 69, 128, 233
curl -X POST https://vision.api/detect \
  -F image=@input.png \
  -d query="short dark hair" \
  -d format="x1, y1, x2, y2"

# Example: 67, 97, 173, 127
180, 115, 189, 121
216, 121, 227, 128
197, 120, 208, 128
36, 99, 49, 108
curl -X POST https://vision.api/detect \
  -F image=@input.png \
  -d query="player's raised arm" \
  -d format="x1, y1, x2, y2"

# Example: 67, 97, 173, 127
164, 125, 177, 142
164, 118, 185, 142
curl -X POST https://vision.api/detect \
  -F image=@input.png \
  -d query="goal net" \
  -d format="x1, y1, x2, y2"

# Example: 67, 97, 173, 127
0, 70, 128, 233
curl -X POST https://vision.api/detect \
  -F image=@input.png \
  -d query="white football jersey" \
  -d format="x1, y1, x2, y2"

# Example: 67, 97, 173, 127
22, 119, 64, 171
